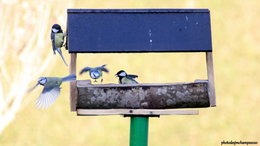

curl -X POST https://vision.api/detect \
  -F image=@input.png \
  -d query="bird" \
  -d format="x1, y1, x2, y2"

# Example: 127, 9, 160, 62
79, 64, 109, 83
28, 74, 76, 109
51, 24, 68, 66
115, 70, 138, 84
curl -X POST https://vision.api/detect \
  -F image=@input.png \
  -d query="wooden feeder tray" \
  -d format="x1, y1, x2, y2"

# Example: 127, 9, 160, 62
75, 80, 212, 116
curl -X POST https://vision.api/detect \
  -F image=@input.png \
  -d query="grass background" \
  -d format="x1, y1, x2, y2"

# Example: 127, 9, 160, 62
0, 0, 260, 145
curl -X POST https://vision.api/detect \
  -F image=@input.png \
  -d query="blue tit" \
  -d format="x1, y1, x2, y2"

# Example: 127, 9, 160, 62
115, 70, 138, 84
79, 64, 109, 83
28, 74, 76, 109
51, 24, 68, 66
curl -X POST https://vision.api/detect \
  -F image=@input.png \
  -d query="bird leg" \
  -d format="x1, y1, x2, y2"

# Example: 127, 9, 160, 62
94, 79, 97, 83
101, 78, 103, 84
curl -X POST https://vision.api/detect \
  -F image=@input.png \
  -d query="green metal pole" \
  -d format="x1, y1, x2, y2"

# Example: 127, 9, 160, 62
130, 116, 149, 146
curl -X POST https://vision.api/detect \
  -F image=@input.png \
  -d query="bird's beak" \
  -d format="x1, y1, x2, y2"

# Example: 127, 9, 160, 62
27, 83, 39, 92
115, 74, 118, 77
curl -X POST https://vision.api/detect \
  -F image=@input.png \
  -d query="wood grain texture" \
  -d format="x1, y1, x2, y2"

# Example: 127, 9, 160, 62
77, 109, 199, 116
70, 53, 77, 111
206, 52, 216, 106
77, 80, 210, 109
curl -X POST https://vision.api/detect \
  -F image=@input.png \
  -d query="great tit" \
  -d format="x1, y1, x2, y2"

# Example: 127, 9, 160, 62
115, 70, 138, 84
79, 64, 109, 83
28, 74, 76, 109
51, 24, 68, 66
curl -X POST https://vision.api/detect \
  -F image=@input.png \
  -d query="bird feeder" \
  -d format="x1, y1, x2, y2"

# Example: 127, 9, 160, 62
67, 9, 215, 146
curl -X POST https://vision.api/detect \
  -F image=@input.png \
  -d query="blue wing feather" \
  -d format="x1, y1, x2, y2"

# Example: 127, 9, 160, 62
96, 64, 109, 73
80, 67, 92, 75
62, 74, 76, 82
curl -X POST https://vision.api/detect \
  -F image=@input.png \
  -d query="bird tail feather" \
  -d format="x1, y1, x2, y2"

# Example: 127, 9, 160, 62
57, 48, 68, 66
62, 74, 76, 82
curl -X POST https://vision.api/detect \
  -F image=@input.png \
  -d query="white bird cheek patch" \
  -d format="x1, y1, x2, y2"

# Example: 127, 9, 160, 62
52, 28, 59, 33
39, 79, 47, 85
119, 72, 126, 76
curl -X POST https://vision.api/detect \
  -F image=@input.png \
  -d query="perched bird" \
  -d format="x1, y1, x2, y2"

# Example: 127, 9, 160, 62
115, 70, 138, 84
51, 24, 68, 66
28, 74, 76, 109
79, 65, 109, 83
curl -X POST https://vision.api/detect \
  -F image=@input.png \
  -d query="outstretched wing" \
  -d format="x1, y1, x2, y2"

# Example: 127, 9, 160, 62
36, 85, 60, 109
128, 74, 138, 78
97, 64, 109, 73
79, 67, 92, 75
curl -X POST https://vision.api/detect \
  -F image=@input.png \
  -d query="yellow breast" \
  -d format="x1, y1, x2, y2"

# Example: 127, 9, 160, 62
54, 33, 64, 48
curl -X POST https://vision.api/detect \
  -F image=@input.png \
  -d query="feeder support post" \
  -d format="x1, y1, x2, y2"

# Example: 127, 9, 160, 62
70, 53, 77, 111
130, 116, 149, 146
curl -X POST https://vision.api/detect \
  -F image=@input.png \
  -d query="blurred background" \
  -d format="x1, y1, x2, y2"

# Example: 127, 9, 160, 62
0, 0, 259, 145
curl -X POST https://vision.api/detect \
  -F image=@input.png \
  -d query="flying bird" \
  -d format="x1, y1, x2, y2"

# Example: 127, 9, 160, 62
28, 74, 76, 109
79, 64, 109, 83
51, 24, 68, 66
115, 70, 138, 84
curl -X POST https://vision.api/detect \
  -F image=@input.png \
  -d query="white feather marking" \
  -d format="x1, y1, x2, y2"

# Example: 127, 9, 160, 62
52, 28, 59, 33
38, 77, 47, 85
90, 72, 100, 79
119, 72, 127, 77
44, 93, 51, 109
36, 88, 60, 109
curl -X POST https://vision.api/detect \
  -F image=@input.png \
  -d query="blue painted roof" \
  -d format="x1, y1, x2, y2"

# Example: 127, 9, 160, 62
67, 9, 212, 53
